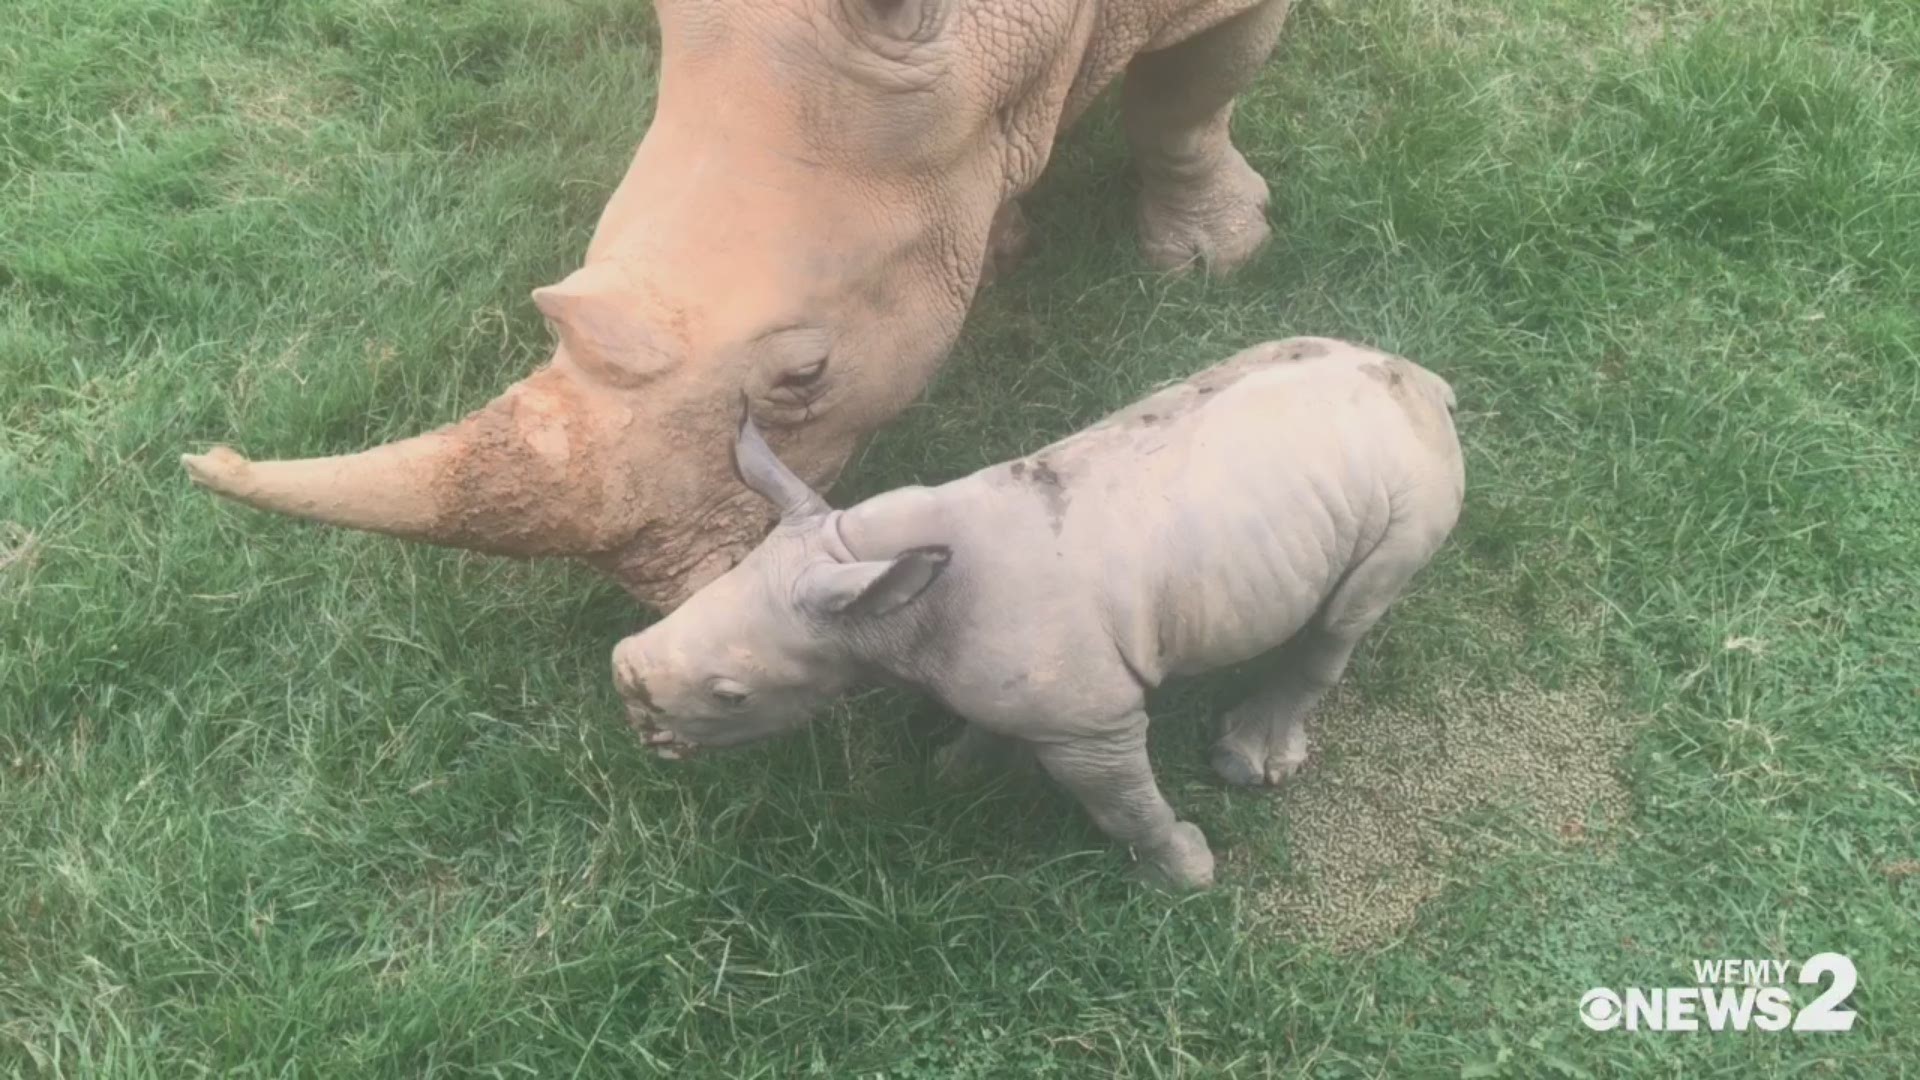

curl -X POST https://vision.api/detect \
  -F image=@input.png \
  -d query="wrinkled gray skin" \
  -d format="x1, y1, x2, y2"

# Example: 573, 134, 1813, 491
613, 338, 1465, 889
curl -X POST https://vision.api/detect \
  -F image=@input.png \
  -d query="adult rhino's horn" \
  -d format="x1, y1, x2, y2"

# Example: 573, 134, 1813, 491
182, 433, 453, 542
181, 367, 636, 557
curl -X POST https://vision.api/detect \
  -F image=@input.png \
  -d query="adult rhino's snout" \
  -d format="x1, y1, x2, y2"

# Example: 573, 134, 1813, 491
180, 268, 818, 610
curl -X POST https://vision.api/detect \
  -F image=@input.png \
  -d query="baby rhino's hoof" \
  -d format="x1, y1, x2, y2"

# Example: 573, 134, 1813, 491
1134, 822, 1215, 891
1209, 740, 1306, 788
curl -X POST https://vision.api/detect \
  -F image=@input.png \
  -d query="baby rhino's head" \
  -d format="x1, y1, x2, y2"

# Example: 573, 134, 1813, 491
611, 407, 949, 756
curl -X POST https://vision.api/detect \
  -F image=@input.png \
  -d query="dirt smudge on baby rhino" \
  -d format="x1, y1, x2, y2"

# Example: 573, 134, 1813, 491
1018, 456, 1071, 534
1360, 360, 1405, 389
1281, 338, 1331, 361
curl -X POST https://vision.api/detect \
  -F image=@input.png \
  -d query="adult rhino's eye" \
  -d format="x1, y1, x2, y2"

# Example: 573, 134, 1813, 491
708, 678, 750, 707
776, 356, 827, 391
758, 327, 832, 410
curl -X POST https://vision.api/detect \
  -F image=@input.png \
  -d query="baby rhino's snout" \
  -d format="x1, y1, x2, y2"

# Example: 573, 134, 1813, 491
612, 648, 653, 714
612, 641, 692, 757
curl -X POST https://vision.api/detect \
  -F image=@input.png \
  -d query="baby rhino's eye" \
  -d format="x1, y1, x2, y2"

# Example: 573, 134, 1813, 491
707, 677, 750, 707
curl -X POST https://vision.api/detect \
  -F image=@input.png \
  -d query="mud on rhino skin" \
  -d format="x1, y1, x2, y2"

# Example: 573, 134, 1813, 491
182, 0, 1298, 609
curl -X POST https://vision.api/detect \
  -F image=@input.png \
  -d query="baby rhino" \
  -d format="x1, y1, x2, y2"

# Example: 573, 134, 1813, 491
613, 338, 1464, 889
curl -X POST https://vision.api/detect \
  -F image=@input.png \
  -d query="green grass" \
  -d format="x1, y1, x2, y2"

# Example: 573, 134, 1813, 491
4, 0, 1918, 1074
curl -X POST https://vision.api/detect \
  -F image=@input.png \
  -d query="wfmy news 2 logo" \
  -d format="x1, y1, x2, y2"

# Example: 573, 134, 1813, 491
1579, 953, 1857, 1033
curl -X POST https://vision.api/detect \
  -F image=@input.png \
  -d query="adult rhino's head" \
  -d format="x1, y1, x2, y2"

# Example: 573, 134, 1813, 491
612, 404, 950, 754
183, 0, 1086, 606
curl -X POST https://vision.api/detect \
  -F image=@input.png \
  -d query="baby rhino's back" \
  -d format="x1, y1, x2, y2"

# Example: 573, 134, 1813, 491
1045, 338, 1463, 685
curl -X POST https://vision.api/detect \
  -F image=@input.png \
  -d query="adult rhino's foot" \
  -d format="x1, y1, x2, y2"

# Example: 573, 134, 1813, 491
1136, 146, 1271, 275
1132, 821, 1216, 891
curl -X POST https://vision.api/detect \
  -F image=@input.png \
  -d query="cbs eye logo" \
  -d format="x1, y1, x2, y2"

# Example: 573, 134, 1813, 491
1579, 989, 1622, 1030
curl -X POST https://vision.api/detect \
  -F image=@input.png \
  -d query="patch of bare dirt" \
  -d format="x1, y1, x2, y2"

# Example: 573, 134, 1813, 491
1247, 669, 1634, 951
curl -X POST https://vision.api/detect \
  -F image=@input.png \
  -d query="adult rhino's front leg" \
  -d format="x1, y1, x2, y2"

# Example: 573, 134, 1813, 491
1123, 0, 1293, 274
1032, 716, 1215, 890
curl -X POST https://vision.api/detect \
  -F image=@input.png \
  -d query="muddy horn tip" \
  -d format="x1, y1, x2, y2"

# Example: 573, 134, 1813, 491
181, 446, 251, 491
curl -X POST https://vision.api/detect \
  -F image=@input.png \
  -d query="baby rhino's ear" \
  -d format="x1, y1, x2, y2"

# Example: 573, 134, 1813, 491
800, 546, 950, 617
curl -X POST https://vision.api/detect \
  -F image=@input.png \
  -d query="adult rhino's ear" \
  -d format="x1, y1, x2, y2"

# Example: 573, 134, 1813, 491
532, 264, 674, 383
844, 0, 949, 41
800, 546, 951, 618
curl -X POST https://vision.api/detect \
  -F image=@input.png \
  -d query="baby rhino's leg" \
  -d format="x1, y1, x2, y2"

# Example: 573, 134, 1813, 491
1211, 540, 1430, 787
1034, 716, 1214, 890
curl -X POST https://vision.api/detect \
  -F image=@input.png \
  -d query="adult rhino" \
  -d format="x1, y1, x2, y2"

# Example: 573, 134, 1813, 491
183, 0, 1294, 607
